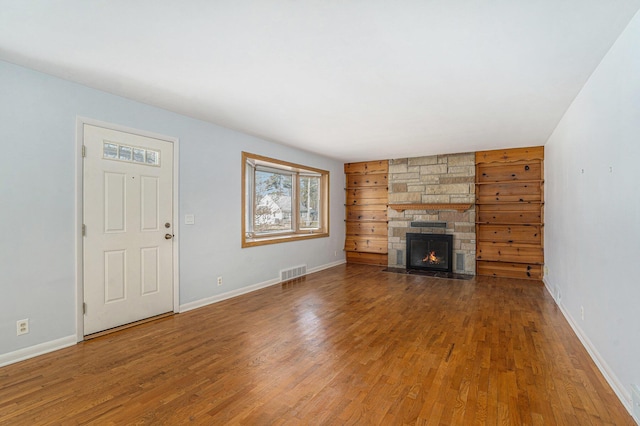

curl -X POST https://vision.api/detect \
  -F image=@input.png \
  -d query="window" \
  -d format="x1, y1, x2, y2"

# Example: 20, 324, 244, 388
103, 141, 160, 166
242, 152, 329, 247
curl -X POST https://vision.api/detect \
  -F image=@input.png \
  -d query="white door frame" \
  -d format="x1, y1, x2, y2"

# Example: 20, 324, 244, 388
74, 117, 180, 341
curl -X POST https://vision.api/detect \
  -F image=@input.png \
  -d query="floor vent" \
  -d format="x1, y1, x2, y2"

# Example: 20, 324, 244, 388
280, 264, 307, 282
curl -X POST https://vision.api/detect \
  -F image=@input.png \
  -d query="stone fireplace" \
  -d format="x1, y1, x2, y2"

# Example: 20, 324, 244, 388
388, 153, 476, 275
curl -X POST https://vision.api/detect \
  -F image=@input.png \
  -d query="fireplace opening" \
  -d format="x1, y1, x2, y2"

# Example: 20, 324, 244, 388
406, 233, 453, 273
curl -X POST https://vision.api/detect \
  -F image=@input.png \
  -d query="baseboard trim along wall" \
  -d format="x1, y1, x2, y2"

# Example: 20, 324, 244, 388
543, 278, 636, 421
3, 261, 633, 423
0, 260, 346, 368
0, 335, 77, 368
180, 260, 346, 313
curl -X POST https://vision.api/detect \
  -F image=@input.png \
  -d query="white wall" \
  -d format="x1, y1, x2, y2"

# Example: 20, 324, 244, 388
0, 60, 346, 360
544, 10, 640, 414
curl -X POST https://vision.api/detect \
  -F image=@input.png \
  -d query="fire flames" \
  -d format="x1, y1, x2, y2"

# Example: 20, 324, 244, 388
423, 251, 440, 264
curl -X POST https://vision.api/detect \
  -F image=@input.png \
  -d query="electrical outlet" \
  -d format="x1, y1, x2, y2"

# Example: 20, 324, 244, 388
580, 306, 584, 320
544, 266, 549, 275
17, 319, 29, 336
217, 276, 223, 286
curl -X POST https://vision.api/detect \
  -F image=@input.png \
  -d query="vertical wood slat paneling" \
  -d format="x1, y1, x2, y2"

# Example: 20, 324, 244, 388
476, 260, 542, 279
475, 146, 544, 164
346, 173, 388, 188
344, 236, 388, 253
346, 221, 388, 236
344, 161, 388, 175
476, 204, 542, 224
344, 161, 389, 266
345, 252, 389, 265
476, 147, 544, 280
476, 225, 543, 244
476, 161, 542, 183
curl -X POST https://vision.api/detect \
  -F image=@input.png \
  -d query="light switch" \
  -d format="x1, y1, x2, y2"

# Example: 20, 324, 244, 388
184, 214, 195, 225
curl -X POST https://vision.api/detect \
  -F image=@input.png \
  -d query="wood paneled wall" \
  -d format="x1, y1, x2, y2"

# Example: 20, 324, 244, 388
344, 160, 389, 265
475, 147, 544, 279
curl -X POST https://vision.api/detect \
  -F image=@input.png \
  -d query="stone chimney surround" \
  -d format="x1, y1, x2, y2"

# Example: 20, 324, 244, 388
387, 153, 476, 275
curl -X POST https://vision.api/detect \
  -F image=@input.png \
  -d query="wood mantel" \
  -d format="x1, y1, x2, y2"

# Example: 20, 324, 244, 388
388, 203, 472, 212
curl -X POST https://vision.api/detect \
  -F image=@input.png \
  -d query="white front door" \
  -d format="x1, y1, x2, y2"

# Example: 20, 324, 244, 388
83, 124, 174, 335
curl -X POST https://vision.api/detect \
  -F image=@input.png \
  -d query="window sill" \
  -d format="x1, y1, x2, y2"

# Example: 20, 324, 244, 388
242, 231, 329, 248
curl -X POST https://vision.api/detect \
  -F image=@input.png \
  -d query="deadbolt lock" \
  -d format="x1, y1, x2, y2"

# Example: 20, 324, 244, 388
165, 222, 171, 228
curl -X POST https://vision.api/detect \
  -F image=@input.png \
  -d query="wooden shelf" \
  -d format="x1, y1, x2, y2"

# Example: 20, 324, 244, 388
475, 179, 544, 185
475, 201, 544, 205
475, 147, 545, 280
476, 258, 544, 265
345, 219, 389, 223
476, 222, 544, 225
344, 160, 389, 266
388, 203, 472, 212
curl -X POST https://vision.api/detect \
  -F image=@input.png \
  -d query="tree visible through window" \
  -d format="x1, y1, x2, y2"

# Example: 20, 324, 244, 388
299, 175, 320, 229
254, 170, 293, 232
242, 152, 329, 247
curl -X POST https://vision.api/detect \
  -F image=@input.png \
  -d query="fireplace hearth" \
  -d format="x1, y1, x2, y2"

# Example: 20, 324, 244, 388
406, 233, 453, 273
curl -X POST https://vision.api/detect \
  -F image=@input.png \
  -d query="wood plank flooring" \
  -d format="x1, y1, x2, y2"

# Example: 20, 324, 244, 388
0, 264, 634, 425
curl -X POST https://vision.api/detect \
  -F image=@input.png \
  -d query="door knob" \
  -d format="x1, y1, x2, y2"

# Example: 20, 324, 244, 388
165, 234, 173, 240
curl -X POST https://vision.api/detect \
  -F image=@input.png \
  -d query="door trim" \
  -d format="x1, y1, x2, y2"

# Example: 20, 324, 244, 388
75, 117, 180, 341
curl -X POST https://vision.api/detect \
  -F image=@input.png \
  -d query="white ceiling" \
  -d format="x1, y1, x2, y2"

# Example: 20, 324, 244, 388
1, 1, 639, 162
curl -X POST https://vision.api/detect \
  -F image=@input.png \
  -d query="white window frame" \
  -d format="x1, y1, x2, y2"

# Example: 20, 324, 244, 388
242, 152, 329, 248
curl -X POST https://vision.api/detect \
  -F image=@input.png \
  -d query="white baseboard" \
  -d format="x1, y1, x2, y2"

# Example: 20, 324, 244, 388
542, 277, 556, 302
543, 278, 635, 421
0, 335, 77, 368
180, 260, 346, 313
308, 259, 346, 274
179, 277, 280, 312
0, 261, 348, 368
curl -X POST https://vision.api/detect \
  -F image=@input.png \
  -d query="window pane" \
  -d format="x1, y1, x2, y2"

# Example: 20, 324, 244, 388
254, 170, 293, 233
103, 143, 118, 159
133, 148, 145, 163
242, 152, 329, 248
118, 145, 132, 161
146, 150, 159, 165
299, 176, 320, 229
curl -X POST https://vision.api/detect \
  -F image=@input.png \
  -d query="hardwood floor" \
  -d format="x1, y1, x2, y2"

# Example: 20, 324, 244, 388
0, 264, 634, 425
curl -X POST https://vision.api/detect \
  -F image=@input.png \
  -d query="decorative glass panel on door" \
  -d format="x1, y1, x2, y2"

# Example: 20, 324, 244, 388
102, 142, 159, 167
118, 145, 132, 161
103, 142, 118, 159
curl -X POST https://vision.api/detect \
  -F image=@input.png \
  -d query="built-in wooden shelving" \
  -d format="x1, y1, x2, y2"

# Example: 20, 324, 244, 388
344, 160, 389, 266
475, 146, 545, 280
388, 203, 472, 212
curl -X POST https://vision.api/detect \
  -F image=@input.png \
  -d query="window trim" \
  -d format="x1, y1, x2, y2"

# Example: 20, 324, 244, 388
242, 151, 330, 248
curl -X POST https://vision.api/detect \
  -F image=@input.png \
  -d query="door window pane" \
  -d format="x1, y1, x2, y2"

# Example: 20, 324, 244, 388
102, 142, 159, 166
103, 143, 118, 159
133, 148, 145, 163
118, 145, 132, 161
146, 150, 159, 165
